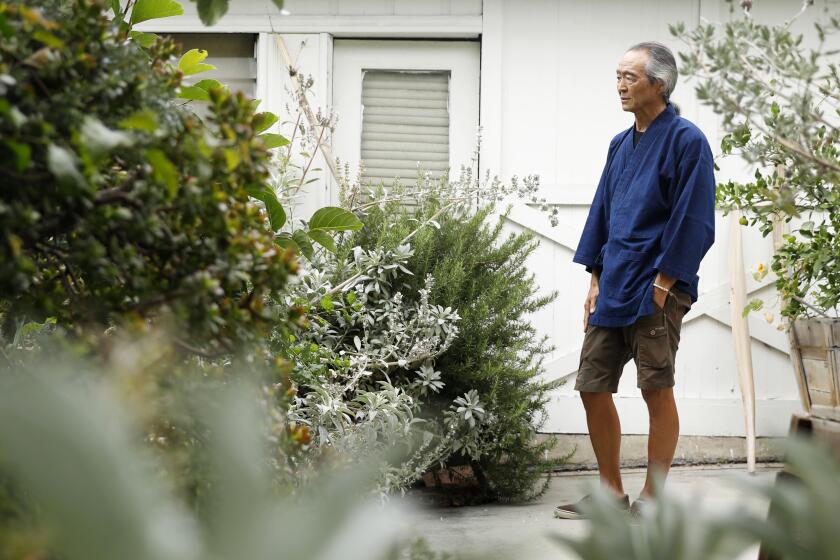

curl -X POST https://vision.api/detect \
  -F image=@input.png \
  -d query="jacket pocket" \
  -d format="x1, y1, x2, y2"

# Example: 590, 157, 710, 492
601, 248, 651, 296
617, 248, 647, 262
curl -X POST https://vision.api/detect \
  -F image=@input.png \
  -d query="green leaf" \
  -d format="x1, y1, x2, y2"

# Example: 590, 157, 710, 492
3, 140, 31, 172
178, 49, 215, 76
223, 148, 240, 171
742, 298, 764, 317
247, 186, 286, 231
110, 0, 122, 18
177, 85, 210, 101
193, 78, 224, 91
309, 207, 363, 232
128, 31, 158, 48
275, 233, 301, 255
118, 109, 158, 132
291, 229, 313, 260
252, 112, 278, 134
307, 229, 337, 253
130, 0, 184, 24
258, 133, 290, 149
271, 0, 285, 10
33, 30, 64, 49
46, 144, 84, 187
320, 294, 334, 311
0, 13, 14, 39
191, 0, 229, 26
147, 149, 178, 198
732, 124, 751, 146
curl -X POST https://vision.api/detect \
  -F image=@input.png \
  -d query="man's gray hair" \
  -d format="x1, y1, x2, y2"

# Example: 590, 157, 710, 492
626, 41, 678, 101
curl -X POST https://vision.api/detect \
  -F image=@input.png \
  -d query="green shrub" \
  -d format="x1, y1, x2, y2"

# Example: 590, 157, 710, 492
0, 1, 297, 353
353, 197, 559, 502
672, 9, 840, 318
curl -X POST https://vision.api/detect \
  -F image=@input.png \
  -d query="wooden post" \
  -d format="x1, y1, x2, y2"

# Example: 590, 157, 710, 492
729, 209, 757, 472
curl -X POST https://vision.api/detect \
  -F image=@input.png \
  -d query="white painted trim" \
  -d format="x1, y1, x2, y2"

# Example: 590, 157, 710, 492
499, 204, 580, 250
545, 395, 802, 437
255, 33, 285, 135
320, 32, 336, 206
478, 0, 503, 177
137, 15, 482, 37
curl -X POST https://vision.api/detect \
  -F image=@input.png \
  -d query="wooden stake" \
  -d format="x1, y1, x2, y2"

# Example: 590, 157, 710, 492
272, 33, 340, 184
729, 208, 757, 472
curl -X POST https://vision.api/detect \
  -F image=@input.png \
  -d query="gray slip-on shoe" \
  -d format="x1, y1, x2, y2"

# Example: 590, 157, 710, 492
629, 497, 652, 519
553, 493, 630, 520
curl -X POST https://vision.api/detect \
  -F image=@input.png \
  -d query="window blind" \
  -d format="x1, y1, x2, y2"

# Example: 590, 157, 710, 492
360, 70, 451, 188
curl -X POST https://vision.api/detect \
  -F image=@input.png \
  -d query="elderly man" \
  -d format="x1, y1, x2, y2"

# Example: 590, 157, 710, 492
554, 42, 715, 519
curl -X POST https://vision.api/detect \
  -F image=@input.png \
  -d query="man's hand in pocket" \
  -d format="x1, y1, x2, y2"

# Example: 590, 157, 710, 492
583, 273, 600, 332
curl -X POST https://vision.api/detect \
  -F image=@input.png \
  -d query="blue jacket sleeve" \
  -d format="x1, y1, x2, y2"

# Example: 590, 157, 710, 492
573, 141, 617, 274
653, 143, 716, 283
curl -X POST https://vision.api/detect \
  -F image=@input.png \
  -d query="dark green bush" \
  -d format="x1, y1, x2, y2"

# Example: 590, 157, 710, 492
353, 199, 559, 502
0, 1, 297, 353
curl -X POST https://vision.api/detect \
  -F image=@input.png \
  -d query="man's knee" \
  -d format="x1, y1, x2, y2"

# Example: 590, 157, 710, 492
580, 390, 613, 410
641, 387, 676, 409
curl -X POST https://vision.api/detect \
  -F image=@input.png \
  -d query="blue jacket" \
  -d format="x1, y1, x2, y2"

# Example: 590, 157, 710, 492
573, 103, 716, 327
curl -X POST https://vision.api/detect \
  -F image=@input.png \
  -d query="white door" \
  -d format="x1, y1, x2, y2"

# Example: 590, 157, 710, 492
331, 40, 480, 198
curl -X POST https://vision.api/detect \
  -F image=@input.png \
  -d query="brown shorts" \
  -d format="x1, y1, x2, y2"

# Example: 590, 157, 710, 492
574, 289, 692, 393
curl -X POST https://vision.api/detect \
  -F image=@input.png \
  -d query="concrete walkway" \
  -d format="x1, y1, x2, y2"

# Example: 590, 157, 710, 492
402, 464, 780, 560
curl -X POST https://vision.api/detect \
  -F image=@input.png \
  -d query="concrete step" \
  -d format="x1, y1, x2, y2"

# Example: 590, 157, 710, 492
538, 433, 786, 470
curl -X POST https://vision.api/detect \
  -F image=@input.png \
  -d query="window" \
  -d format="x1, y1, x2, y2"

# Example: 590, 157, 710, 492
332, 40, 480, 201
360, 70, 450, 187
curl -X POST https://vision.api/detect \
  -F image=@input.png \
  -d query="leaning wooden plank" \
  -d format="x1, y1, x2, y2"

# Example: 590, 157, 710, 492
729, 210, 756, 473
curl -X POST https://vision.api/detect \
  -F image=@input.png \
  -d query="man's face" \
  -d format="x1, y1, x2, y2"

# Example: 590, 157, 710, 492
616, 49, 664, 113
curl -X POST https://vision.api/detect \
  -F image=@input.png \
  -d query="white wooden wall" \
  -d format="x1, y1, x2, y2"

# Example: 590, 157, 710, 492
141, 0, 838, 437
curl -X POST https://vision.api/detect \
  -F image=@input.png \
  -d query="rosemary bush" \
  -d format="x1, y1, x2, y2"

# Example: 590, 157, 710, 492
345, 177, 560, 502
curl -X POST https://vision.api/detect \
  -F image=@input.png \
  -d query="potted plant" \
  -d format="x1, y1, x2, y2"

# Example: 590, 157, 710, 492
671, 5, 840, 418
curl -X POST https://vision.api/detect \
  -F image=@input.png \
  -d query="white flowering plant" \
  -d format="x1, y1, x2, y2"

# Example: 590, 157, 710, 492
273, 240, 492, 495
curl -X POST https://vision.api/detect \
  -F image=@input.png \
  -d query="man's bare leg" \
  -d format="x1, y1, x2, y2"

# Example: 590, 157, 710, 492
640, 387, 679, 499
580, 391, 625, 497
